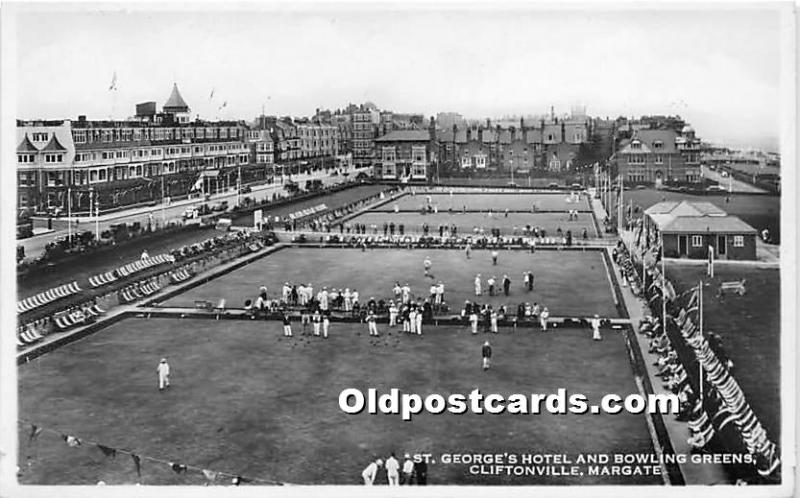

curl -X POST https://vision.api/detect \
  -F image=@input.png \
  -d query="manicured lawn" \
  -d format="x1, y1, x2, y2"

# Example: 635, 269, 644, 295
385, 192, 591, 212
18, 318, 657, 485
348, 212, 598, 238
163, 247, 619, 318
665, 264, 781, 441
617, 190, 780, 243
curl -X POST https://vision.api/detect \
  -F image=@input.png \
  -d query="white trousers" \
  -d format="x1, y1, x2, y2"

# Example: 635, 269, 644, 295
388, 473, 399, 486
159, 374, 169, 389
369, 322, 378, 336
313, 323, 321, 336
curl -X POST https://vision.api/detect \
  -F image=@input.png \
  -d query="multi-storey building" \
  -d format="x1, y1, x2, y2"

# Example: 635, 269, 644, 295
374, 129, 434, 181
295, 120, 339, 159
17, 85, 263, 214
351, 106, 378, 169
613, 126, 702, 185
435, 115, 588, 173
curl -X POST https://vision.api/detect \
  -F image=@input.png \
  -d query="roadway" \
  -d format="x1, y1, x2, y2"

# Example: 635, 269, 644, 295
19, 168, 371, 260
702, 168, 766, 194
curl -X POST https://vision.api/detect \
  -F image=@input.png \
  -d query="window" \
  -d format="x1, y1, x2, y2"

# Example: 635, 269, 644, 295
17, 154, 34, 163
573, 133, 582, 143
628, 154, 645, 165
73, 131, 86, 143
691, 235, 703, 247
733, 235, 744, 247
547, 134, 554, 141
631, 141, 641, 150
32, 132, 48, 142
653, 141, 663, 149
654, 155, 663, 164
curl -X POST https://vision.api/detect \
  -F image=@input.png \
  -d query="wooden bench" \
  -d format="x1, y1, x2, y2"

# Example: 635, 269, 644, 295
717, 279, 746, 297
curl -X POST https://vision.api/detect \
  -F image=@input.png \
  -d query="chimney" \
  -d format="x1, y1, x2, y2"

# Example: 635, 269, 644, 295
510, 126, 516, 142
561, 122, 566, 143
486, 118, 491, 128
478, 125, 484, 143
467, 127, 472, 142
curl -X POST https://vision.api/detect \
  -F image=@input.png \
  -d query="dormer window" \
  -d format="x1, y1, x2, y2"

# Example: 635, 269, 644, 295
654, 141, 663, 149
631, 141, 641, 150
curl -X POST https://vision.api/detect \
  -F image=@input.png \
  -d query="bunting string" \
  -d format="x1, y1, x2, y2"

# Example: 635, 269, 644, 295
18, 419, 287, 486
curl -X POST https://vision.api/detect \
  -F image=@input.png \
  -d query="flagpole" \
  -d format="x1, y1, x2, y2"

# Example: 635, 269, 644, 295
661, 231, 666, 336
67, 186, 72, 243
699, 280, 704, 405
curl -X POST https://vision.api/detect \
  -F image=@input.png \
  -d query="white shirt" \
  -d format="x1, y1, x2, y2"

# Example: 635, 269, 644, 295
385, 457, 400, 475
157, 362, 170, 376
351, 291, 359, 302
362, 462, 378, 480
403, 459, 415, 473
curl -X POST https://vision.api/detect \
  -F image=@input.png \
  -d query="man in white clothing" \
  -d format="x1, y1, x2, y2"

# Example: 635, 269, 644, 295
474, 274, 482, 296
590, 314, 602, 341
401, 283, 411, 304
367, 310, 379, 336
385, 453, 400, 485
362, 459, 383, 485
388, 300, 398, 326
402, 454, 415, 484
322, 311, 330, 338
157, 358, 170, 391
415, 309, 423, 335
540, 307, 550, 331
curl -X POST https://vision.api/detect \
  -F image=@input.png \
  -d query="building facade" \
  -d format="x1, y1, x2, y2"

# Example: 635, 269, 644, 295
435, 116, 587, 174
643, 201, 757, 260
614, 126, 702, 185
373, 130, 433, 180
17, 85, 266, 214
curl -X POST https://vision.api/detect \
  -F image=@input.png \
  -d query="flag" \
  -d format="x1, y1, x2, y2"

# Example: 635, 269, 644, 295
170, 462, 188, 474
202, 469, 218, 483
686, 287, 699, 312
97, 444, 117, 459
191, 176, 204, 192
131, 453, 141, 477
664, 280, 677, 302
218, 101, 227, 111
109, 71, 118, 91
63, 435, 81, 447
28, 424, 43, 444
209, 88, 215, 100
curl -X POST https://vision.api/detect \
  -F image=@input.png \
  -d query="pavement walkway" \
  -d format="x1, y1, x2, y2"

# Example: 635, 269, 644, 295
591, 191, 731, 485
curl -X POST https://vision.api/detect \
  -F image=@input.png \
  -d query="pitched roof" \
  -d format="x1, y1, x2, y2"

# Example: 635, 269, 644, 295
164, 83, 189, 111
645, 200, 755, 234
374, 130, 430, 142
40, 135, 67, 152
645, 200, 725, 217
17, 134, 39, 153
661, 216, 756, 234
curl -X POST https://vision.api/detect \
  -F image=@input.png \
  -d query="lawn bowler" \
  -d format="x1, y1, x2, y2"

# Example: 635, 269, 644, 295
591, 314, 602, 341
282, 311, 293, 337
367, 309, 379, 336
312, 309, 321, 336
322, 311, 330, 338
389, 300, 398, 326
474, 274, 482, 296
402, 454, 415, 484
385, 452, 400, 486
470, 311, 479, 334
540, 307, 550, 331
491, 249, 499, 265
423, 256, 432, 277
362, 458, 383, 485
482, 341, 492, 370
157, 358, 170, 391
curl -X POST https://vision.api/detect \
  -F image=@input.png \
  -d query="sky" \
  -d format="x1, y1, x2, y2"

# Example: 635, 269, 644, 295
10, 4, 786, 151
